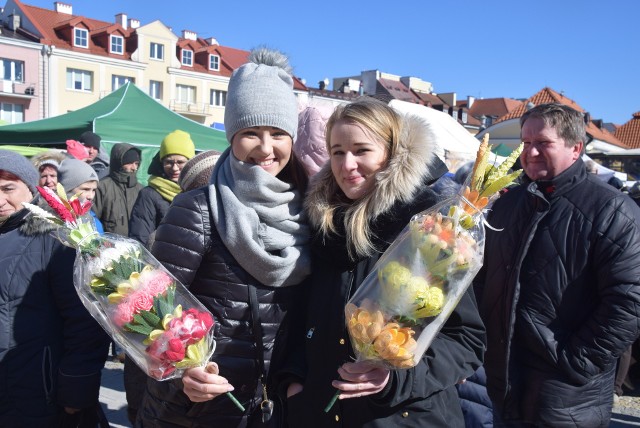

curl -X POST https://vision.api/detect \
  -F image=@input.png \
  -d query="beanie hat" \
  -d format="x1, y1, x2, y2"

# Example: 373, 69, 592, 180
178, 150, 221, 192
121, 148, 141, 165
58, 158, 99, 194
0, 149, 39, 194
66, 139, 89, 160
79, 131, 101, 150
224, 47, 298, 143
160, 130, 196, 159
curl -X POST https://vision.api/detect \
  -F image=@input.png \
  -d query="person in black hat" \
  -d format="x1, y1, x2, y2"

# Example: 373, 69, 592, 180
79, 131, 109, 180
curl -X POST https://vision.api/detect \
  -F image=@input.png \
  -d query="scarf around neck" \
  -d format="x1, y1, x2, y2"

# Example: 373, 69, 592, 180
208, 149, 310, 287
148, 175, 181, 202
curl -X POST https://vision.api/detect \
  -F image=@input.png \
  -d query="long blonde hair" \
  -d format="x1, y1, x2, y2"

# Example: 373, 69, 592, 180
317, 97, 402, 259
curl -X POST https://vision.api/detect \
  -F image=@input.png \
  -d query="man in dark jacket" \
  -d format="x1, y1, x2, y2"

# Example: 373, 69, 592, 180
475, 103, 640, 427
93, 143, 142, 237
78, 131, 109, 180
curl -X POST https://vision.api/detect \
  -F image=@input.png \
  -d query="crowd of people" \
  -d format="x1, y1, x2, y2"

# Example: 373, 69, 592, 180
1, 47, 640, 428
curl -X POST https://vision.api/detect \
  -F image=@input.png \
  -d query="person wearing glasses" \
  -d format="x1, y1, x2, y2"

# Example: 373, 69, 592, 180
129, 130, 195, 248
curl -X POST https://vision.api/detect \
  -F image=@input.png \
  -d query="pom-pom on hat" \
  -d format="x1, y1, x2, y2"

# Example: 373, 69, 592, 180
178, 150, 221, 192
58, 158, 99, 194
0, 149, 39, 194
160, 130, 196, 160
79, 131, 101, 150
66, 139, 89, 160
224, 47, 298, 143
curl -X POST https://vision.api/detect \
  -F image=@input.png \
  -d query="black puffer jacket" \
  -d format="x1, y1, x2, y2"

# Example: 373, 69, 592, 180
476, 158, 640, 427
0, 205, 109, 427
129, 186, 170, 247
136, 187, 303, 427
283, 114, 485, 428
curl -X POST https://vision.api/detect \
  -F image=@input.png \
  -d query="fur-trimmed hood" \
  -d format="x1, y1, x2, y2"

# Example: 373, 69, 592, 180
305, 112, 446, 230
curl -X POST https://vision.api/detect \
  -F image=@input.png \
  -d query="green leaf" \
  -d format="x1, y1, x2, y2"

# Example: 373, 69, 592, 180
479, 169, 523, 199
124, 322, 153, 336
139, 310, 161, 328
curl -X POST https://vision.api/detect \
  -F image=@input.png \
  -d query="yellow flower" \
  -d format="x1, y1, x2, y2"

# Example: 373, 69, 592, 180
414, 286, 444, 318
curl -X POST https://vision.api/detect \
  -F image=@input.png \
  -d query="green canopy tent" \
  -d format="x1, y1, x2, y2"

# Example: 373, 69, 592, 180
0, 82, 228, 183
491, 143, 514, 157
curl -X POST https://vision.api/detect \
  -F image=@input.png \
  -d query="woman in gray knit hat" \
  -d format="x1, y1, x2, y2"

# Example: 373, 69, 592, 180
136, 48, 310, 427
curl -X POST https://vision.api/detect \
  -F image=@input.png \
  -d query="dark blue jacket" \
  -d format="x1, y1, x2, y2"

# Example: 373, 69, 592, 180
456, 366, 493, 428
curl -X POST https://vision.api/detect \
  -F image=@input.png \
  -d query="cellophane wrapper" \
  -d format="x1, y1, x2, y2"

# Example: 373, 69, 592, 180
71, 232, 216, 381
345, 195, 485, 369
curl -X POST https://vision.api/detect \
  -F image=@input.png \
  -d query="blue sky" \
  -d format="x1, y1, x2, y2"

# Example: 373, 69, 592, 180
12, 0, 640, 125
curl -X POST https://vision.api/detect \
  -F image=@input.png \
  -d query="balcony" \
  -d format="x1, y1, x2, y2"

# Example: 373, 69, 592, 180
169, 100, 209, 117
0, 80, 37, 98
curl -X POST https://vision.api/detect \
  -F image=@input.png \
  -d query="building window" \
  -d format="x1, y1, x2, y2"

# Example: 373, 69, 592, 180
66, 68, 92, 91
150, 42, 164, 60
181, 49, 193, 66
210, 89, 226, 107
176, 84, 196, 104
209, 54, 220, 71
149, 80, 163, 100
1, 58, 24, 82
112, 75, 134, 91
110, 35, 124, 55
0, 102, 24, 124
74, 27, 88, 48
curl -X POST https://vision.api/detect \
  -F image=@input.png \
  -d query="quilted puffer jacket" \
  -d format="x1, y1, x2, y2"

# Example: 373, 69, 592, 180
136, 187, 303, 428
476, 158, 640, 427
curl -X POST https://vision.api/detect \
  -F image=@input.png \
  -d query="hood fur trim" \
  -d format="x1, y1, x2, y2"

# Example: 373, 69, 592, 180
306, 112, 439, 229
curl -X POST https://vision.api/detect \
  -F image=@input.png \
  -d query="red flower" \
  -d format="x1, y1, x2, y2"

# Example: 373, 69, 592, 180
69, 197, 92, 216
168, 308, 214, 345
164, 338, 186, 361
37, 186, 74, 223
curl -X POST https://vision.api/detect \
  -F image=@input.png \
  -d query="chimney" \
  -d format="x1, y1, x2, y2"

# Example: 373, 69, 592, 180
206, 37, 219, 46
467, 95, 475, 109
8, 13, 20, 31
182, 30, 197, 41
318, 80, 326, 90
115, 13, 127, 30
129, 18, 140, 29
54, 2, 72, 15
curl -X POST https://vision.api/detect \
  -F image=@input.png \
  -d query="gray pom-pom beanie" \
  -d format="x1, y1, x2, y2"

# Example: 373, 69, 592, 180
58, 158, 99, 194
224, 47, 298, 143
0, 149, 39, 194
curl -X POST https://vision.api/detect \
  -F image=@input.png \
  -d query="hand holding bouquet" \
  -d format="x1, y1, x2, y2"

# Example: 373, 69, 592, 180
23, 185, 218, 381
344, 134, 522, 369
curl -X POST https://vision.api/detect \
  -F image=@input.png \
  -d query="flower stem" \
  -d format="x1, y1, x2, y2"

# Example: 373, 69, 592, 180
227, 392, 245, 412
324, 390, 340, 413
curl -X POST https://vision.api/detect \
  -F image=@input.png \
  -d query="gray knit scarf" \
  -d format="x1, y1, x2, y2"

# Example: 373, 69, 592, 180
208, 149, 310, 287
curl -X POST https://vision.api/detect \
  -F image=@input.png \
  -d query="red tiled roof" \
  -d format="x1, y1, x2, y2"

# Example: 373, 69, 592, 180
413, 92, 447, 108
20, 1, 134, 59
467, 98, 522, 119
614, 112, 640, 149
377, 77, 422, 103
496, 87, 627, 149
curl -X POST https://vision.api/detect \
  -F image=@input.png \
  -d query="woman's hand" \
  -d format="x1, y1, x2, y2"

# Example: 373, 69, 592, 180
332, 361, 390, 399
287, 382, 304, 398
182, 362, 234, 403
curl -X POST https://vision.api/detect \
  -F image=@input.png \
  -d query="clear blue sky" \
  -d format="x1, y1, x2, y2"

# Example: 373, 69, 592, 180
12, 0, 640, 125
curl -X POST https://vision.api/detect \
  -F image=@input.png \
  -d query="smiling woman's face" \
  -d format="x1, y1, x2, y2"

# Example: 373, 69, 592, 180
231, 126, 292, 176
329, 119, 387, 200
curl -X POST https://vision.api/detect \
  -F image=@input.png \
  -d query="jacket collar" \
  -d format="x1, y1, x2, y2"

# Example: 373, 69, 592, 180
525, 157, 586, 199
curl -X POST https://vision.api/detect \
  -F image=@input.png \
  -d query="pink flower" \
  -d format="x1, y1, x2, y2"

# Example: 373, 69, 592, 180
113, 300, 134, 327
128, 291, 155, 315
164, 338, 186, 361
142, 270, 173, 297
168, 308, 214, 345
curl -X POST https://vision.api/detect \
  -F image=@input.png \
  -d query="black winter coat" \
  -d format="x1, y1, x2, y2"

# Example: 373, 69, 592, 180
129, 186, 170, 247
476, 159, 640, 427
283, 113, 485, 428
0, 206, 109, 427
137, 187, 304, 428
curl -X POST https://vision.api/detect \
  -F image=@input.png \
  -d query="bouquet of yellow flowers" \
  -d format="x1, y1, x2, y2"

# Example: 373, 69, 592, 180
344, 135, 522, 369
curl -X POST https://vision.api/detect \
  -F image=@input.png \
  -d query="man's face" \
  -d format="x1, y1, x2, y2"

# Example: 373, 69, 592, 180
121, 162, 140, 173
84, 145, 99, 162
520, 117, 583, 181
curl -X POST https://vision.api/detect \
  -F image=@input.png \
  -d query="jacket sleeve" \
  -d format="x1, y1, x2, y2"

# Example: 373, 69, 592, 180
151, 189, 209, 287
50, 240, 110, 409
92, 181, 105, 222
129, 189, 156, 247
559, 197, 640, 383
372, 287, 486, 407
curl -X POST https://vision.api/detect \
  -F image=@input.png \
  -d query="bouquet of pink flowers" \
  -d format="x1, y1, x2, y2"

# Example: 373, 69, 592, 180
23, 184, 216, 381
